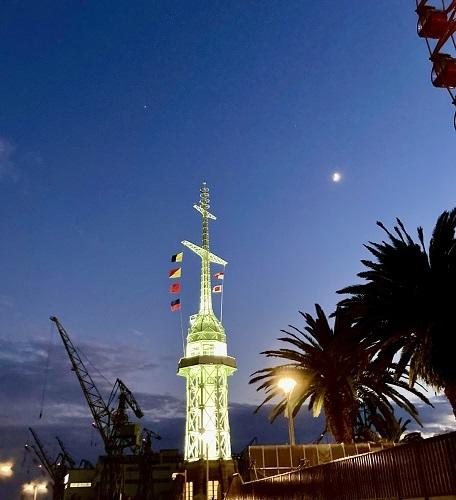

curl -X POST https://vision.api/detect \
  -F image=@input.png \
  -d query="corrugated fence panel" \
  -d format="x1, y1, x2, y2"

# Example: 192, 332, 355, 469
227, 432, 456, 500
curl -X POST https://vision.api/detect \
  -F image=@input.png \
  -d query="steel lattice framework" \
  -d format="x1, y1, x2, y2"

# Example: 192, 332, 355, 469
178, 183, 236, 462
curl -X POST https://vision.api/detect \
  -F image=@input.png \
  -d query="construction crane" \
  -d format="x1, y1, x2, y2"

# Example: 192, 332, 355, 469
55, 436, 76, 469
25, 428, 69, 500
140, 427, 162, 454
56, 436, 95, 468
78, 458, 95, 468
50, 316, 143, 455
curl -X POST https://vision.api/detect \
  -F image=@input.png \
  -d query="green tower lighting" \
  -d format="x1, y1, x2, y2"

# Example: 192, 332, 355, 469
178, 183, 237, 462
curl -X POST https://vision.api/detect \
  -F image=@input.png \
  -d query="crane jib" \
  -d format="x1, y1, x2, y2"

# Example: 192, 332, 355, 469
49, 316, 144, 455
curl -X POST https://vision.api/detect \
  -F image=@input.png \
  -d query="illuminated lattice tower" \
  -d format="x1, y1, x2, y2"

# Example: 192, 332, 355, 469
178, 183, 237, 462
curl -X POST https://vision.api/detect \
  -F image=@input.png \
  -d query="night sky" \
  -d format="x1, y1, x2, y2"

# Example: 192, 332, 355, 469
1, 1, 456, 498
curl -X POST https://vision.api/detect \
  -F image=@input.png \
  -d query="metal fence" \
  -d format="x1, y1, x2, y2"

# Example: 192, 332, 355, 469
227, 431, 456, 499
243, 442, 393, 480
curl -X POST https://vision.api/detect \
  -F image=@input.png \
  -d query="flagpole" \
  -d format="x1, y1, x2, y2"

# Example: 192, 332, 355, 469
179, 306, 185, 356
220, 265, 226, 323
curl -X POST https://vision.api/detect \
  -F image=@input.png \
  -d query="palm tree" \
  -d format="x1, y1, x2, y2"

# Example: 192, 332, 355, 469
250, 305, 429, 443
373, 415, 411, 443
355, 402, 412, 443
337, 209, 456, 417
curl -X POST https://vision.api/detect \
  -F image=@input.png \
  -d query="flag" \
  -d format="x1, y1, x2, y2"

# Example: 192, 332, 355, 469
170, 299, 181, 311
214, 272, 224, 280
212, 285, 223, 293
171, 252, 183, 263
169, 283, 181, 294
169, 268, 181, 278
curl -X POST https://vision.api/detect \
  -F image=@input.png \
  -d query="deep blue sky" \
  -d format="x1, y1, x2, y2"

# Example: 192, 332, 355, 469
1, 1, 456, 497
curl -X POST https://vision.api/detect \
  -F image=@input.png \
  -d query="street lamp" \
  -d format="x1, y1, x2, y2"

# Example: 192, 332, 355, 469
22, 481, 47, 500
172, 471, 188, 500
278, 377, 297, 446
0, 460, 14, 479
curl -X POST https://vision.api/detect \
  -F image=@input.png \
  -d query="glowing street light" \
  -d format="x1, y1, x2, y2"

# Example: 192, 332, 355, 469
0, 460, 14, 479
278, 377, 297, 396
22, 481, 47, 500
278, 377, 297, 446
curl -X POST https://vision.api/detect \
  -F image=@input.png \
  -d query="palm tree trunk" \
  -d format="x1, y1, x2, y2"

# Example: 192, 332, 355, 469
325, 393, 356, 443
444, 383, 456, 419
326, 413, 351, 443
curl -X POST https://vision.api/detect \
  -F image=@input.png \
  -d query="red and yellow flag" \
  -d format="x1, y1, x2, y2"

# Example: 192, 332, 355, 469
169, 268, 181, 279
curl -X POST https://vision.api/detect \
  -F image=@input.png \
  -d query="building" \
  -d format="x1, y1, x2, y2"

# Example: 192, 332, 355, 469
63, 449, 183, 500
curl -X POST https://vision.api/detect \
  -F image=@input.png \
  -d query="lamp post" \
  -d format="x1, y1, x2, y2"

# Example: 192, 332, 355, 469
278, 377, 297, 446
201, 431, 210, 500
171, 470, 187, 500
22, 481, 47, 500
206, 441, 210, 500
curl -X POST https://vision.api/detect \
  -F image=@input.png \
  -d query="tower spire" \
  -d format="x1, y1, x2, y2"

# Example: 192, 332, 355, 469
182, 183, 227, 326
198, 182, 214, 315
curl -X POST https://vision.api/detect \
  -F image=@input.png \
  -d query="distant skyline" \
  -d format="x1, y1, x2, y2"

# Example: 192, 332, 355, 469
1, 1, 456, 498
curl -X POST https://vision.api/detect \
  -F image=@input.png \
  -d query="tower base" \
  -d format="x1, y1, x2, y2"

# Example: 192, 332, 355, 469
183, 459, 235, 500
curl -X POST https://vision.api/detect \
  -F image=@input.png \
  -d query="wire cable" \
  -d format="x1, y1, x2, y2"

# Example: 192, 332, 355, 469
220, 265, 226, 323
76, 343, 112, 388
39, 323, 53, 419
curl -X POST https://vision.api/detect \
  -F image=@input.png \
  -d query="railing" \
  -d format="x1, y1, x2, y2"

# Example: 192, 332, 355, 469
227, 431, 456, 499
